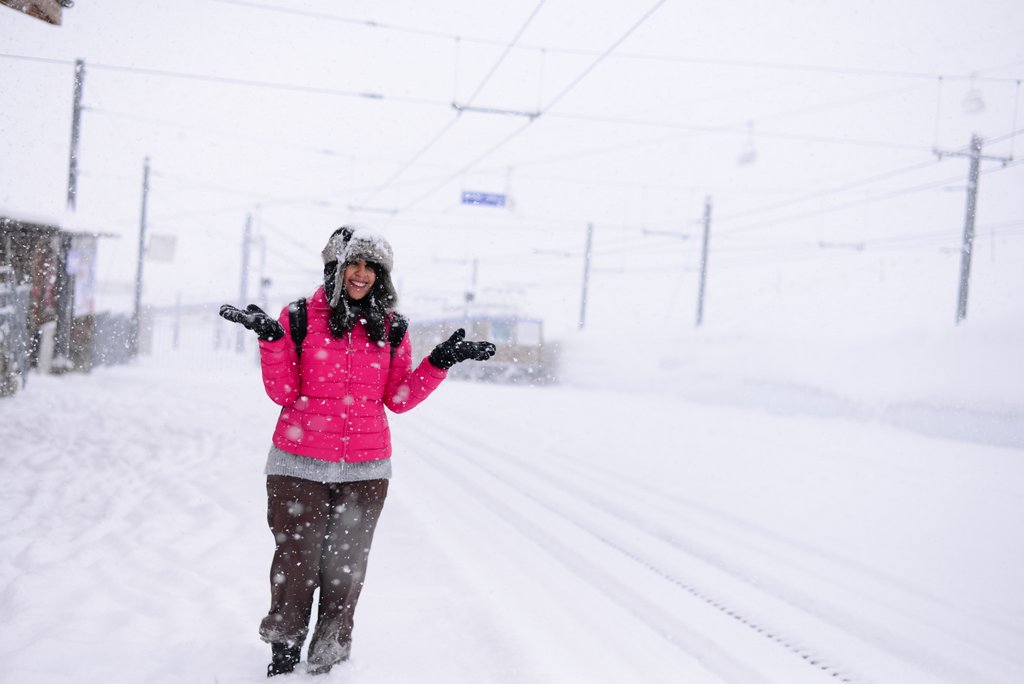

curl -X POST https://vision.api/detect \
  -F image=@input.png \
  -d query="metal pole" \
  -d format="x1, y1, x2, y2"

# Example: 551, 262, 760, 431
66, 59, 85, 211
53, 233, 74, 367
955, 134, 982, 324
578, 222, 593, 330
132, 157, 150, 357
696, 196, 712, 327
237, 213, 252, 352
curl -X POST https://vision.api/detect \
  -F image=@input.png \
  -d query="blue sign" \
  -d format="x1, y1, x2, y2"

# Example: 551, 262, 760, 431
461, 191, 506, 207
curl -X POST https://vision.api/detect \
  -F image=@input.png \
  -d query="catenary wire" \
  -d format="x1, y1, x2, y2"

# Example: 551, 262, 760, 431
353, 0, 548, 210
8, 49, 1019, 263
208, 0, 1022, 84
389, 0, 670, 215
2, 50, 989, 189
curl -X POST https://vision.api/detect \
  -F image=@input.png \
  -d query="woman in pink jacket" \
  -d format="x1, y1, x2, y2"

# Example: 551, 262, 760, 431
220, 226, 495, 677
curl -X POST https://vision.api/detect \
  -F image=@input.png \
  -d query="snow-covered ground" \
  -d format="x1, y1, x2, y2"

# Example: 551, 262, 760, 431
1, 314, 1022, 683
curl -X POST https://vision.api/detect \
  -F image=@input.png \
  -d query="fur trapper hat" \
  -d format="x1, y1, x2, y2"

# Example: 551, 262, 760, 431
322, 225, 398, 309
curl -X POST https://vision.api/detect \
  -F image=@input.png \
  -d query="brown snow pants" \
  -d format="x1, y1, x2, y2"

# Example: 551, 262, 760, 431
259, 475, 389, 666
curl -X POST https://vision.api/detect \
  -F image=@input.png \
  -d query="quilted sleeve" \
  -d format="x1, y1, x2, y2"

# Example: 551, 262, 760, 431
383, 331, 447, 414
258, 305, 301, 407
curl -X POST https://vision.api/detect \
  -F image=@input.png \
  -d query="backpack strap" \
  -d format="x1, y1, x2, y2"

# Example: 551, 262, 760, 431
289, 300, 403, 359
388, 312, 408, 355
287, 297, 308, 357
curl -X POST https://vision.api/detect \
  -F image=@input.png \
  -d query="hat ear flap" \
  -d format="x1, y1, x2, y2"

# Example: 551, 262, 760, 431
376, 271, 399, 310
328, 260, 346, 308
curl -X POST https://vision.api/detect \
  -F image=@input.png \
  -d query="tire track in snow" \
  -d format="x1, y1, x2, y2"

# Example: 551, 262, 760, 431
400, 423, 844, 684
423, 409, 1021, 677
402, 413, 1008, 684
461, 402, 1024, 656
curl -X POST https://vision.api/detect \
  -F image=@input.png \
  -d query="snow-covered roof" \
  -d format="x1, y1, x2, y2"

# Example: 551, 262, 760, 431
0, 210, 118, 238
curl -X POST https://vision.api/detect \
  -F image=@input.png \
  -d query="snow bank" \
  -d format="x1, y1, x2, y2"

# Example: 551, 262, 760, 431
555, 314, 1024, 448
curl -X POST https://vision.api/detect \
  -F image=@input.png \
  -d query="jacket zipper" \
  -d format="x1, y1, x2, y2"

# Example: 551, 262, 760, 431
342, 330, 353, 460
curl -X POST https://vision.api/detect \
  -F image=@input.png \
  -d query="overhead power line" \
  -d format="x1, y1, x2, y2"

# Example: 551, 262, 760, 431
354, 0, 548, 210
701, 129, 1024, 236
719, 156, 1024, 237
87, 61, 443, 106
460, 0, 547, 107
83, 106, 433, 167
391, 0, 670, 214
0, 51, 450, 107
0, 51, 992, 167
5, 47, 1019, 261
209, 0, 1021, 84
716, 158, 945, 228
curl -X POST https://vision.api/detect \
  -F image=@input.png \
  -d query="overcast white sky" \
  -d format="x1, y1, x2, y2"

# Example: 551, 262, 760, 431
1, 0, 1022, 335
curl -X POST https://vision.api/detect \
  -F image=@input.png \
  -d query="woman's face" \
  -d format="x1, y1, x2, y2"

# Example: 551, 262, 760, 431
343, 259, 377, 300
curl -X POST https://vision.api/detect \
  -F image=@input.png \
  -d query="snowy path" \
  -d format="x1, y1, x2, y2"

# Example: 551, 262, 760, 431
396, 387, 1024, 684
1, 351, 1022, 683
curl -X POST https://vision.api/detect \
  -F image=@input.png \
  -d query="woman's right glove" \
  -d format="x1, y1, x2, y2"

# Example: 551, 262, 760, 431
428, 328, 496, 370
219, 304, 285, 342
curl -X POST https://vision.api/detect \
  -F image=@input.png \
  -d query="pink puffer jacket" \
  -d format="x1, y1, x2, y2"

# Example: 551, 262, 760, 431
258, 287, 447, 463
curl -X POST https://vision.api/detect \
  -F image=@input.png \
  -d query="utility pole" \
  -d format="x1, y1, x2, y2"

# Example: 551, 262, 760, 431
955, 135, 982, 325
696, 196, 712, 327
934, 134, 1010, 324
578, 222, 593, 330
66, 59, 85, 210
237, 213, 253, 353
132, 157, 150, 357
52, 233, 74, 368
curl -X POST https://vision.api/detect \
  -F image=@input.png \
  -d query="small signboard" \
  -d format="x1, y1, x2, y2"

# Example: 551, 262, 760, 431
461, 191, 507, 208
1, 0, 64, 25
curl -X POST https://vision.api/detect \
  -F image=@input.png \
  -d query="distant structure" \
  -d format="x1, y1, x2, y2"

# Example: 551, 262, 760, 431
0, 214, 128, 397
409, 314, 557, 385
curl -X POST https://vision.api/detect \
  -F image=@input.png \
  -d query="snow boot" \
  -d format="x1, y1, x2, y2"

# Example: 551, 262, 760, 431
267, 642, 301, 677
307, 640, 351, 676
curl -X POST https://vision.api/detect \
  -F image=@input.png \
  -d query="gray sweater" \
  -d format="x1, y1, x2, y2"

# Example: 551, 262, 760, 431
264, 445, 392, 483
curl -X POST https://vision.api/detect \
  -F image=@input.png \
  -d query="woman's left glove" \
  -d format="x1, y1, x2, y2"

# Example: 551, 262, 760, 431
219, 304, 285, 342
429, 328, 496, 370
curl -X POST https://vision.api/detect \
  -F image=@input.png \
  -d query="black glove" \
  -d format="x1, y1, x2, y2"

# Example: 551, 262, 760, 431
428, 328, 496, 370
219, 304, 285, 342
